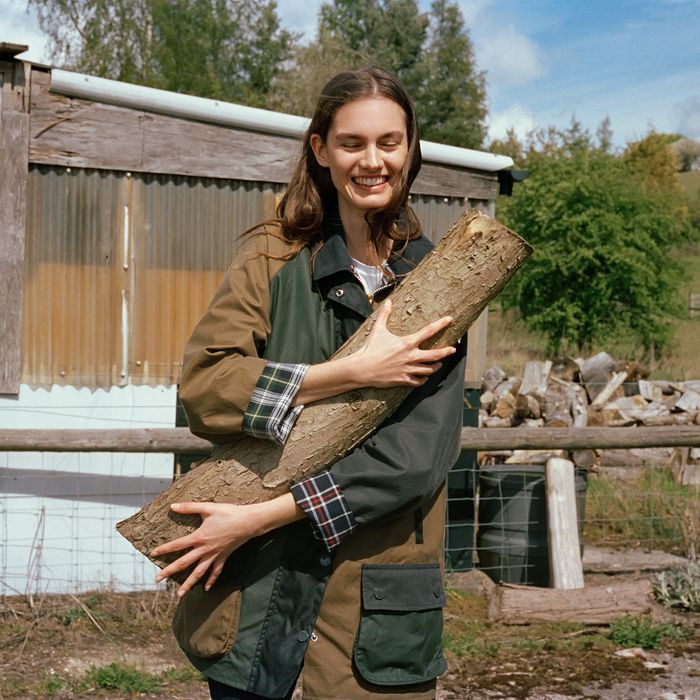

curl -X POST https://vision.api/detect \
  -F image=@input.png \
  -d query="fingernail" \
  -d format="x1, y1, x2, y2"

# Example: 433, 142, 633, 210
171, 503, 180, 508
205, 584, 211, 591
177, 588, 185, 598
155, 575, 162, 583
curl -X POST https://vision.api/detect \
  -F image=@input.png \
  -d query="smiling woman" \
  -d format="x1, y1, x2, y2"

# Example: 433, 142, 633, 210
160, 66, 467, 700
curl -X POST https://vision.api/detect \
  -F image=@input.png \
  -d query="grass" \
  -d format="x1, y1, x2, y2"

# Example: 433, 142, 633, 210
608, 614, 692, 649
585, 468, 700, 555
40, 662, 202, 697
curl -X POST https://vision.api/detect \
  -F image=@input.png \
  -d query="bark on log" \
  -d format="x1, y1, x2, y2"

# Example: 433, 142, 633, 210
116, 209, 532, 569
487, 579, 655, 625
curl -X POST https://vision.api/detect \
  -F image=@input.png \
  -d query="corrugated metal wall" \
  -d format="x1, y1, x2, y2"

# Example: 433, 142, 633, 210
23, 167, 281, 387
23, 166, 490, 388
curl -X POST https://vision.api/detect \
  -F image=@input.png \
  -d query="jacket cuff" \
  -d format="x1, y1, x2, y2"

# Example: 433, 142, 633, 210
290, 471, 357, 551
242, 362, 308, 444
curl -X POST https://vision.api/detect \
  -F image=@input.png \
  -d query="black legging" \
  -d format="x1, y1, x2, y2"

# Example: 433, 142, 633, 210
208, 678, 296, 700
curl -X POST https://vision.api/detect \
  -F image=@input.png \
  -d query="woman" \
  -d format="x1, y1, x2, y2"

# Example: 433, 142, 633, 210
152, 67, 467, 700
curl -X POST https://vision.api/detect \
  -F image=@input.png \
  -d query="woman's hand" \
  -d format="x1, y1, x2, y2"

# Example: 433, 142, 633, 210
293, 299, 456, 405
351, 299, 456, 388
152, 494, 303, 596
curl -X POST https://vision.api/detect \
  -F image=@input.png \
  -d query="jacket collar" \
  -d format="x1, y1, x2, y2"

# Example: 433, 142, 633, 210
312, 207, 425, 283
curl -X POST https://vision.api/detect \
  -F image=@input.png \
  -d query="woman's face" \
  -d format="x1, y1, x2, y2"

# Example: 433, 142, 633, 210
310, 96, 409, 219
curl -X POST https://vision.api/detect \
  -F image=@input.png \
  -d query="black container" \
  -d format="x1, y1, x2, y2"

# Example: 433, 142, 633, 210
476, 464, 587, 587
445, 388, 480, 571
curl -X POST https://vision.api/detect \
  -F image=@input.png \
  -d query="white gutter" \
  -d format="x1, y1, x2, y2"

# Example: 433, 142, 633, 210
50, 69, 514, 172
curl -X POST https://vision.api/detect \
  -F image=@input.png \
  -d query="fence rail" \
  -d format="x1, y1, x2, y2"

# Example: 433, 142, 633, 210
1, 425, 699, 453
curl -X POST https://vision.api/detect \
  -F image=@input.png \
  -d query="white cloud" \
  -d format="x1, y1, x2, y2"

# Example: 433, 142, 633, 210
675, 95, 700, 139
487, 103, 537, 142
477, 24, 546, 92
455, 0, 494, 27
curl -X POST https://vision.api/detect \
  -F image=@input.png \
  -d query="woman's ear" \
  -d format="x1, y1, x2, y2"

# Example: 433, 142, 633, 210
310, 134, 328, 167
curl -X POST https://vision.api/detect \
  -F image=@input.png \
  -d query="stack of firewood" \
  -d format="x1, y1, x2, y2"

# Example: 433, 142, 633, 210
478, 352, 700, 482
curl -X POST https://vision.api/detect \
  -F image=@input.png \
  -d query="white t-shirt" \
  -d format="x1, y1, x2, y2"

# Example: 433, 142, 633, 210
350, 257, 392, 295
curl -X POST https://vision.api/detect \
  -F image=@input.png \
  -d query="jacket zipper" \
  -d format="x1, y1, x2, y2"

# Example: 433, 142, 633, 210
349, 266, 396, 305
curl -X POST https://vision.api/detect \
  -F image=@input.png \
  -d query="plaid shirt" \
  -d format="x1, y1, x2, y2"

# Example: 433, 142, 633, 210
243, 360, 357, 550
242, 362, 308, 444
290, 470, 357, 550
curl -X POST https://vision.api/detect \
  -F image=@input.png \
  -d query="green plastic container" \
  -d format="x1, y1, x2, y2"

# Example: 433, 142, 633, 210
476, 464, 587, 587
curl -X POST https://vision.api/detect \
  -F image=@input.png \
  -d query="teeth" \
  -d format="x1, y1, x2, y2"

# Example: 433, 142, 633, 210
355, 176, 386, 186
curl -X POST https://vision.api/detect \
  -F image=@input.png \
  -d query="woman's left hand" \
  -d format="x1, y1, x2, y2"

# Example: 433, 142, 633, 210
152, 501, 261, 596
151, 494, 304, 597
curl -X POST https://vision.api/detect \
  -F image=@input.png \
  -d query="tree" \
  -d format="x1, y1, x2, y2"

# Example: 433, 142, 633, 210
410, 0, 486, 148
30, 0, 297, 106
316, 0, 428, 80
497, 125, 691, 356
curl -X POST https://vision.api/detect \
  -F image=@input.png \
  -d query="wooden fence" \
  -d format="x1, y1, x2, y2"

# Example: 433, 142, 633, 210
1, 425, 699, 454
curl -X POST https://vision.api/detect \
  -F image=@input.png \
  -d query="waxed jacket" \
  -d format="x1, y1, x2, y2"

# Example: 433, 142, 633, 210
176, 212, 466, 699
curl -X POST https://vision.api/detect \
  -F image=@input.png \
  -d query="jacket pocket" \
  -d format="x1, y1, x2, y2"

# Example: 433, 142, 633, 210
353, 563, 447, 686
171, 553, 251, 659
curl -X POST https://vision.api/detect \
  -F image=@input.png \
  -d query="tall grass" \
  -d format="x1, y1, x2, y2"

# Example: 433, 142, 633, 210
585, 468, 700, 555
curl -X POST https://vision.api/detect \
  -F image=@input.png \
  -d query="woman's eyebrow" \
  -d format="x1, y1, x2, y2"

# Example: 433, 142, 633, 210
334, 130, 405, 140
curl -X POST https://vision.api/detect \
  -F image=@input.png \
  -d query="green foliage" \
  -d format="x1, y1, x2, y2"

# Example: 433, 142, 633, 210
655, 562, 700, 612
275, 0, 487, 147
85, 662, 161, 693
30, 0, 296, 106
498, 123, 692, 355
410, 0, 486, 148
608, 614, 690, 649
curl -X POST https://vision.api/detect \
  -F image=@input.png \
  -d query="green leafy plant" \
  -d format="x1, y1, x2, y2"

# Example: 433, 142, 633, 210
84, 662, 160, 693
608, 614, 690, 649
654, 561, 700, 612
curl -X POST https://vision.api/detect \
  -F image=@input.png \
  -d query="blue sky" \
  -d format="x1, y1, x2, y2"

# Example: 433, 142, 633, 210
2, 0, 700, 147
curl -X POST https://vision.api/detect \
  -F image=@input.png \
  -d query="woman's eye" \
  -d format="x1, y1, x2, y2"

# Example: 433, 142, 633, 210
342, 142, 361, 149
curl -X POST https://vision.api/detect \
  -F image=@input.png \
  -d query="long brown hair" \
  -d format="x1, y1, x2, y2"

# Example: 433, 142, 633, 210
276, 66, 422, 257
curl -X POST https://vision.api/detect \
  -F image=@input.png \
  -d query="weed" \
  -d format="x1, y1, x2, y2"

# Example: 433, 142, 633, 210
44, 674, 72, 696
84, 662, 161, 693
654, 561, 700, 612
608, 614, 691, 649
585, 468, 700, 553
161, 665, 206, 683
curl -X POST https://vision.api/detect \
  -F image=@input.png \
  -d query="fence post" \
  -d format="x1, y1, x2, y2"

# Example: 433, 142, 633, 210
545, 457, 584, 589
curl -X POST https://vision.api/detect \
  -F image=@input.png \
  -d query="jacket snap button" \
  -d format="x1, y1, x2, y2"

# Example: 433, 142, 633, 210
319, 554, 331, 567
297, 630, 310, 642
374, 587, 385, 600
433, 584, 442, 597
335, 288, 344, 297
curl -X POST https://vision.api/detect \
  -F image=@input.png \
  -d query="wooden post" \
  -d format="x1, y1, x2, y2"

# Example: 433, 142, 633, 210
0, 48, 30, 394
116, 209, 533, 570
545, 457, 584, 589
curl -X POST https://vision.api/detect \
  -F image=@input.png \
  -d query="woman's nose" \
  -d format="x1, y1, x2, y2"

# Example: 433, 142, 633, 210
360, 145, 381, 169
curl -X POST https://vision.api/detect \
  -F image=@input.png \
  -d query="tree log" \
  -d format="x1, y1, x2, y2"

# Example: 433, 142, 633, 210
116, 209, 532, 570
487, 579, 655, 625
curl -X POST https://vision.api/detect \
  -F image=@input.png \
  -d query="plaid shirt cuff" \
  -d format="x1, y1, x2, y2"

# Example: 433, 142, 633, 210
290, 471, 357, 551
242, 362, 309, 444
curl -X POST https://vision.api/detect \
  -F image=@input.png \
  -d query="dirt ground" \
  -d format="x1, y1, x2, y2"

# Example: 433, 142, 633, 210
1, 567, 699, 700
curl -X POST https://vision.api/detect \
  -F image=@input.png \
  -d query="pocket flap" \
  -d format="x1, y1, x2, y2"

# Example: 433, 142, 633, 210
361, 563, 445, 612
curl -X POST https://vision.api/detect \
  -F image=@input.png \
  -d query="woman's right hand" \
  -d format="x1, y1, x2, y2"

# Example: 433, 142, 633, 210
350, 298, 456, 388
293, 299, 456, 405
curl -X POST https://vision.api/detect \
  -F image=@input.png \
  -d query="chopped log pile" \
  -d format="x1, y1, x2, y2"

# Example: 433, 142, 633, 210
478, 352, 700, 484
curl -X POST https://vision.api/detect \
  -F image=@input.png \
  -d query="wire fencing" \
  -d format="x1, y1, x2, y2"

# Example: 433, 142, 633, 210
1, 410, 699, 595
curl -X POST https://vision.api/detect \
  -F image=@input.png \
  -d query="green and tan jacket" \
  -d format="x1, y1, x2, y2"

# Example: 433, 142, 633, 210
176, 213, 467, 700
